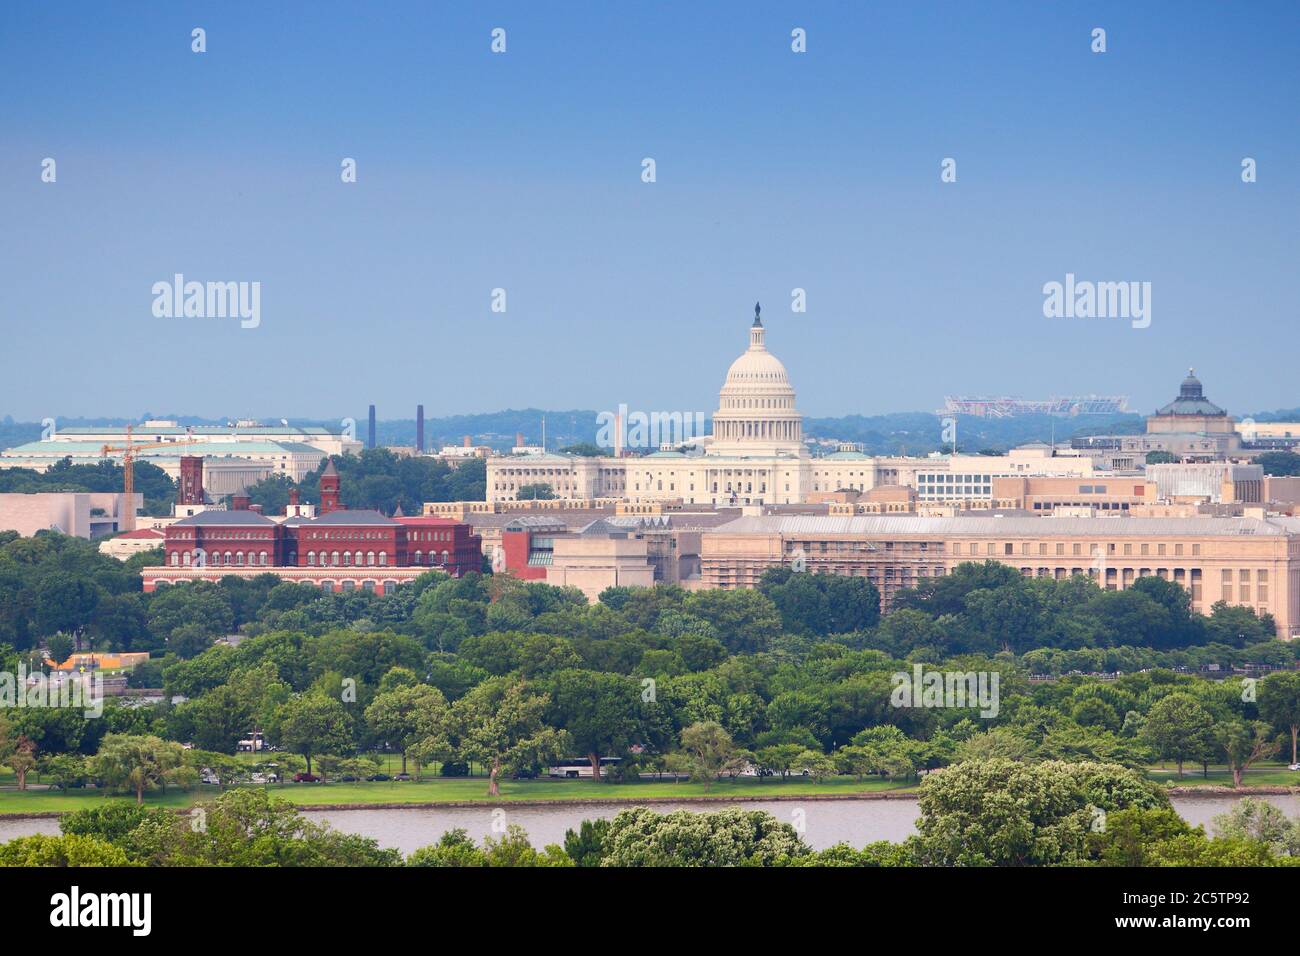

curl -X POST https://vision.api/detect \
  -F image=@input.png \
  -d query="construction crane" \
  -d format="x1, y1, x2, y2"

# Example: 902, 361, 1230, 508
100, 424, 201, 531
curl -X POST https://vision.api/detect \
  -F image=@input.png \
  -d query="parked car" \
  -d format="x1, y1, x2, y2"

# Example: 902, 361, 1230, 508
337, 774, 359, 782
393, 773, 412, 781
293, 772, 320, 783
366, 773, 391, 782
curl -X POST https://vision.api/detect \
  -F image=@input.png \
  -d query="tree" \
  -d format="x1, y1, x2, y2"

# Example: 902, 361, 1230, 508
2, 736, 36, 791
46, 632, 75, 664
0, 833, 129, 867
125, 788, 400, 866
365, 684, 448, 776
676, 721, 738, 788
272, 695, 354, 774
1215, 719, 1278, 788
90, 734, 185, 805
38, 753, 86, 791
545, 670, 644, 782
914, 759, 1166, 866
438, 679, 566, 797
797, 749, 838, 783
1259, 671, 1300, 766
563, 818, 611, 867
1212, 797, 1300, 857
1141, 692, 1215, 777
756, 743, 805, 781
599, 807, 809, 866
1254, 450, 1300, 477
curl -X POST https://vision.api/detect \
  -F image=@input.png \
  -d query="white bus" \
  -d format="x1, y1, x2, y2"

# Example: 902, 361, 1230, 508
547, 757, 621, 779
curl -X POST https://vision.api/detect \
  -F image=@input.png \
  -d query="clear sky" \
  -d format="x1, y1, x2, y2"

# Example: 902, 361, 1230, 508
2, 1, 1297, 423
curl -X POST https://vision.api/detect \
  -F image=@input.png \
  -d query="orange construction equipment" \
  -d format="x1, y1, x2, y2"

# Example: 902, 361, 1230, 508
100, 424, 201, 531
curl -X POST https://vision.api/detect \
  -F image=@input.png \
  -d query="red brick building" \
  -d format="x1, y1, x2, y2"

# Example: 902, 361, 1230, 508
145, 465, 481, 593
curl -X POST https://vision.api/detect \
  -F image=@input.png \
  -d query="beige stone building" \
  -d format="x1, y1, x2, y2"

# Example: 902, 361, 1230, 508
699, 514, 1300, 639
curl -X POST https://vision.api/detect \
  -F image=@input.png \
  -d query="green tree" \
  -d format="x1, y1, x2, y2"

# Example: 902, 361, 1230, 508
1215, 719, 1278, 788
365, 683, 448, 775
437, 678, 566, 797
272, 695, 354, 774
90, 734, 185, 805
600, 807, 809, 867
915, 759, 1166, 866
545, 669, 644, 782
1258, 671, 1300, 766
1141, 692, 1215, 777
0, 833, 129, 867
675, 721, 739, 788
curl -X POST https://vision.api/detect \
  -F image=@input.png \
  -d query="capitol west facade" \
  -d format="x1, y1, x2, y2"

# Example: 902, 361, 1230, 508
487, 307, 883, 506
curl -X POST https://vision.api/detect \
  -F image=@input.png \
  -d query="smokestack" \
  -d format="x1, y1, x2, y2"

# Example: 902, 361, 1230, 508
463, 435, 472, 448
516, 432, 524, 448
416, 405, 425, 454
289, 488, 300, 507
368, 405, 376, 449
231, 493, 251, 511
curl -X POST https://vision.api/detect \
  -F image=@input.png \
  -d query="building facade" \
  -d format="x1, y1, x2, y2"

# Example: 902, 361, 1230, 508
698, 514, 1300, 638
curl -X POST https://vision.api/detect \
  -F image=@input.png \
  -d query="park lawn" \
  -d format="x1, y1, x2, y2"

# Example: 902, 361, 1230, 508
1146, 762, 1300, 788
0, 773, 916, 816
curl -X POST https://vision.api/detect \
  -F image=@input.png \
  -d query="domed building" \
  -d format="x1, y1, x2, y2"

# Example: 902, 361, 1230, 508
486, 304, 895, 506
708, 304, 806, 458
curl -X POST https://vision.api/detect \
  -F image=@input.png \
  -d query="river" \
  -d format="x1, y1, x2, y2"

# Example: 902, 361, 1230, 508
4, 792, 1298, 853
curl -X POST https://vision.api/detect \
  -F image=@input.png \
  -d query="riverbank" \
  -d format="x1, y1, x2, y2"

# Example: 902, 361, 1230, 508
0, 777, 1296, 820
0, 775, 916, 818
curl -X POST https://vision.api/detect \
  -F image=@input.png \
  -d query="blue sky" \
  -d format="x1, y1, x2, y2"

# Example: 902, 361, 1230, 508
2, 1, 1297, 423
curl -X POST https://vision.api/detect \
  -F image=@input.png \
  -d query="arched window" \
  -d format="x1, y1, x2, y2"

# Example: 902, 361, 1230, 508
414, 550, 421, 565
367, 551, 375, 566
224, 551, 233, 565
170, 551, 179, 566
378, 551, 387, 566
332, 551, 340, 566
183, 551, 191, 566
260, 551, 268, 566
236, 552, 245, 566
355, 551, 364, 566
343, 552, 352, 566
308, 551, 316, 566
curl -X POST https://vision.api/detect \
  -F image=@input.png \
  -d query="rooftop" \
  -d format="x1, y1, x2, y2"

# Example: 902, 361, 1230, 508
711, 514, 1300, 537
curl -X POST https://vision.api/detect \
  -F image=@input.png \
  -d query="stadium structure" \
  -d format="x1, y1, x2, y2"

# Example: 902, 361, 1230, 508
939, 396, 1129, 418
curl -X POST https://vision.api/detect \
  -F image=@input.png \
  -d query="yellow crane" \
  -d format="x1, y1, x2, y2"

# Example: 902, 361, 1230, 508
100, 424, 201, 531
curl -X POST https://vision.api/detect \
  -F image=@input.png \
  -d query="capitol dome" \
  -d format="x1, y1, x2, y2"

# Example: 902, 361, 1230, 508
709, 304, 805, 458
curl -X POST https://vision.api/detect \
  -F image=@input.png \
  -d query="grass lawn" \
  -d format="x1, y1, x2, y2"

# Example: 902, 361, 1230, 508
1146, 762, 1300, 788
0, 771, 915, 816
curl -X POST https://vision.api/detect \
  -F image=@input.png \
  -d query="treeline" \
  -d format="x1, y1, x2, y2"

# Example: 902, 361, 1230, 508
0, 459, 176, 516
242, 450, 485, 516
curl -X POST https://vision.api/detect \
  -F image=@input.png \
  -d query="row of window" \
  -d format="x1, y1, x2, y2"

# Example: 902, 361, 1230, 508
307, 551, 389, 566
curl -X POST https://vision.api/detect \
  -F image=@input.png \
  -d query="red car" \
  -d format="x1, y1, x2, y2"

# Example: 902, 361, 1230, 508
293, 772, 320, 783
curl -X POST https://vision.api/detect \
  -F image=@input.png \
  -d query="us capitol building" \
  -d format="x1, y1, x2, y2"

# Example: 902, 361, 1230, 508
487, 305, 884, 507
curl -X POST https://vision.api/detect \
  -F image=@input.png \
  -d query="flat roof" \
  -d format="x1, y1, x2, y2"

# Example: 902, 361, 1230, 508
711, 514, 1300, 537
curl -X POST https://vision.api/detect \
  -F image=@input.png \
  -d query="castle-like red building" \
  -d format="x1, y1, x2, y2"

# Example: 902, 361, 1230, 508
143, 460, 482, 593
